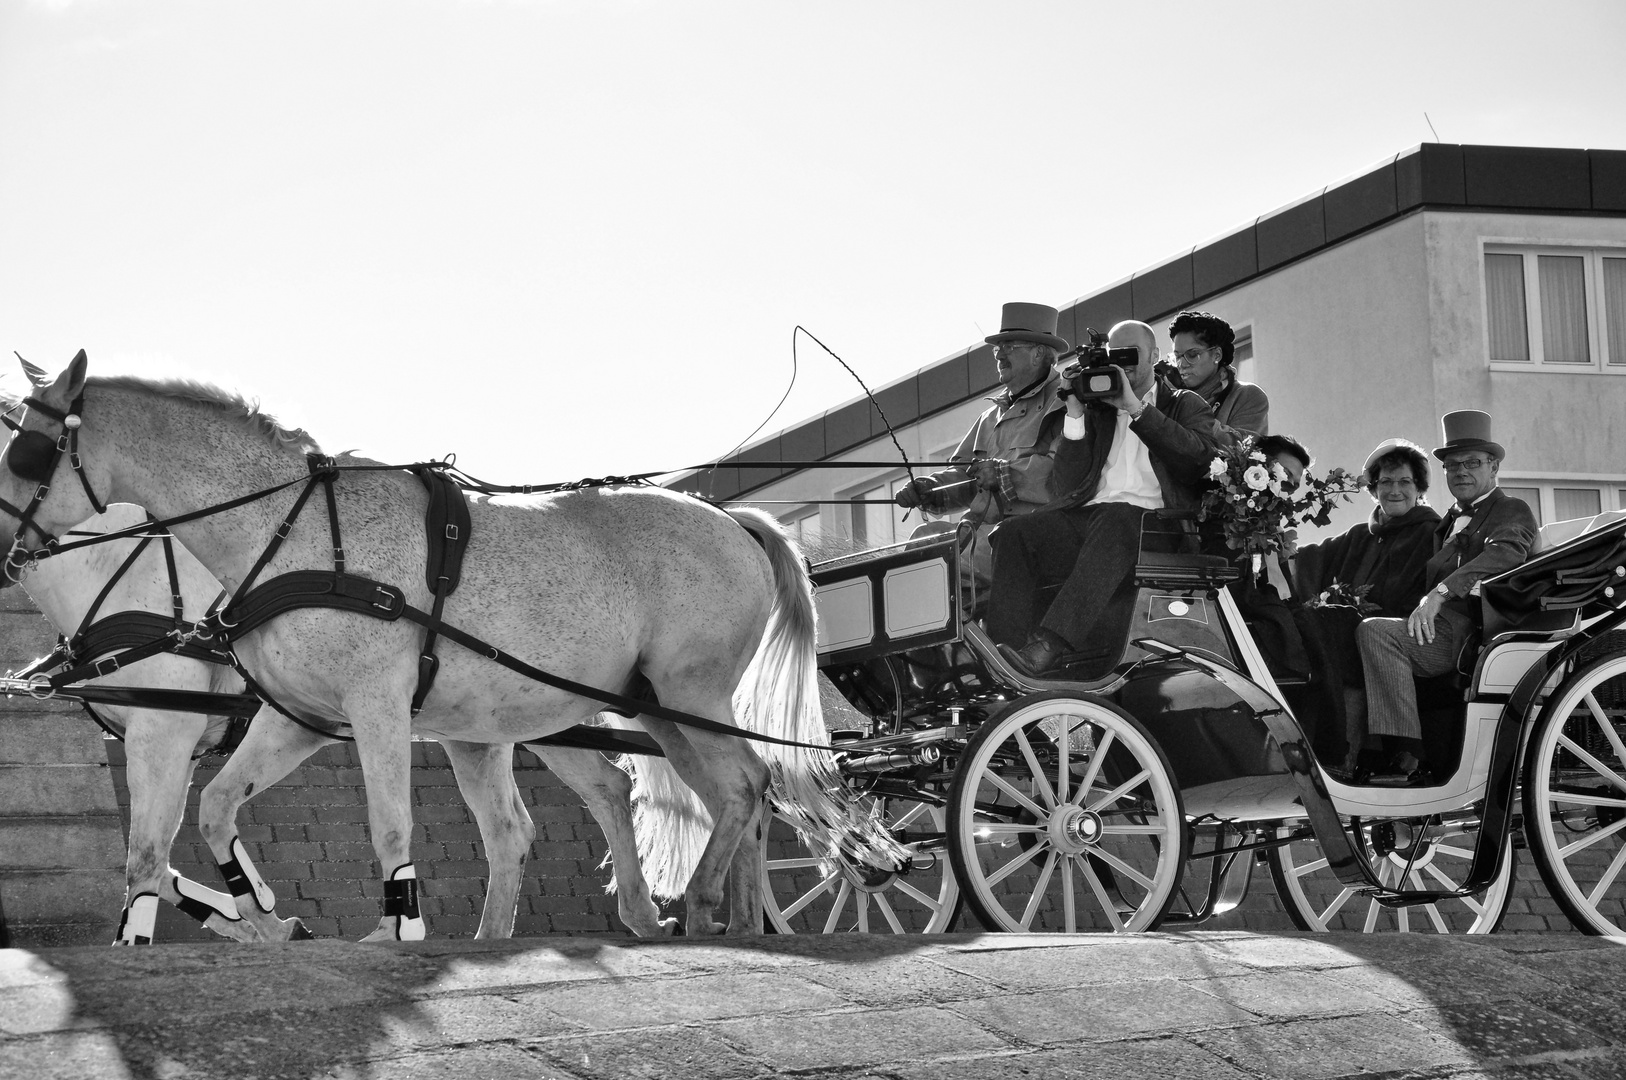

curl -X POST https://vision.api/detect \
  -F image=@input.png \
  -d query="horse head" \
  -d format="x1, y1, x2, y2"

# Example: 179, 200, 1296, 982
0, 349, 101, 586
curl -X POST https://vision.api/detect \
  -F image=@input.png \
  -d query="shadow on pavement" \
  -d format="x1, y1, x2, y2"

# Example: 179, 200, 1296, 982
6, 930, 1626, 1079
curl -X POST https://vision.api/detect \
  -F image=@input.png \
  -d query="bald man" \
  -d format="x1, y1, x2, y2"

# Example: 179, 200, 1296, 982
988, 320, 1225, 677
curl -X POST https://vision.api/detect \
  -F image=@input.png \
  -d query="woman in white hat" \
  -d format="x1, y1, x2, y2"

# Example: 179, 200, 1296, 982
1292, 438, 1442, 773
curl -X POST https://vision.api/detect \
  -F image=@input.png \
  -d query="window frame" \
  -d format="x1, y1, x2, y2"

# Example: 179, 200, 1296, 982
1482, 240, 1626, 374
1496, 474, 1626, 527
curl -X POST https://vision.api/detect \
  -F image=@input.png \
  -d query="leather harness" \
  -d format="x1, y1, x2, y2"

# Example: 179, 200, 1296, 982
3, 399, 809, 758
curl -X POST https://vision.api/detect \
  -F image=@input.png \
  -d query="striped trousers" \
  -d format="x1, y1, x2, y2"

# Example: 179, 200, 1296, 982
1355, 608, 1475, 741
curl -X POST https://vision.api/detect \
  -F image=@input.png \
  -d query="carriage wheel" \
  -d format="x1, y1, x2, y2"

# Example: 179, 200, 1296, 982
761, 797, 962, 933
1267, 814, 1515, 933
1522, 651, 1626, 934
947, 691, 1187, 933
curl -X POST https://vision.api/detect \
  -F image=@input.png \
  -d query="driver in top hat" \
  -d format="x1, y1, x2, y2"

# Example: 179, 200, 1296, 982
894, 302, 1071, 586
1354, 409, 1539, 783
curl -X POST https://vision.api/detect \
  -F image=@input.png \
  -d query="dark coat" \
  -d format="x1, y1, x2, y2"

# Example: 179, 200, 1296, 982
1295, 504, 1443, 618
1047, 384, 1221, 512
1211, 378, 1269, 442
1425, 487, 1541, 620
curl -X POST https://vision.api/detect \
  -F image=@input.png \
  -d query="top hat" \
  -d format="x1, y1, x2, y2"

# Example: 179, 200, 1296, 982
1363, 437, 1429, 477
984, 302, 1069, 353
1432, 410, 1505, 462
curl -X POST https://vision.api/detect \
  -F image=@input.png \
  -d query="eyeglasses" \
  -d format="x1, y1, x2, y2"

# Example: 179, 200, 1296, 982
992, 343, 1037, 356
1375, 478, 1418, 489
1443, 458, 1489, 474
1168, 347, 1215, 363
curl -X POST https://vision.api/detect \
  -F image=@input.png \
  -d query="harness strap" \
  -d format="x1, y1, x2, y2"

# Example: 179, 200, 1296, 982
69, 534, 156, 649
394, 603, 835, 753
408, 467, 471, 716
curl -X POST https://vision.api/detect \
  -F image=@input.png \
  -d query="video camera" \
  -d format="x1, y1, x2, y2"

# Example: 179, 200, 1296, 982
1057, 328, 1140, 402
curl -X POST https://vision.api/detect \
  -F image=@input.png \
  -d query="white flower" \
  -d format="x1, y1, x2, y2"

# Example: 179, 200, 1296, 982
1249, 450, 1266, 463
1207, 457, 1228, 479
1243, 464, 1270, 491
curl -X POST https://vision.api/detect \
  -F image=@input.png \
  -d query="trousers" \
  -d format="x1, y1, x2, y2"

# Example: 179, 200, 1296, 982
1355, 606, 1474, 741
986, 501, 1146, 651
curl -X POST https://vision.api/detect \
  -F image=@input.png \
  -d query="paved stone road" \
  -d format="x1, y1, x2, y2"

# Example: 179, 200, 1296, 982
3, 931, 1626, 1079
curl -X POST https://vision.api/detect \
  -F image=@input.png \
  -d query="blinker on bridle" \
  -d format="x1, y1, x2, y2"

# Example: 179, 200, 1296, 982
1, 391, 106, 581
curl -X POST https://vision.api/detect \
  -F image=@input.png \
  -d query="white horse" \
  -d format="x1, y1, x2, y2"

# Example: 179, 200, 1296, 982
15, 502, 674, 942
0, 354, 896, 939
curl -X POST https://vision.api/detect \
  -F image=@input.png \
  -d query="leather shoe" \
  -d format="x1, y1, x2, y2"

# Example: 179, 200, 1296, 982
998, 634, 1066, 678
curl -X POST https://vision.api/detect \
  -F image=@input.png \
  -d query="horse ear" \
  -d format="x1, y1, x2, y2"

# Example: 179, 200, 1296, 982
44, 350, 89, 402
13, 352, 49, 388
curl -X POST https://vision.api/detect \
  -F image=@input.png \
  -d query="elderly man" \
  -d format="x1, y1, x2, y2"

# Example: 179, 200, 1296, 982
988, 319, 1222, 677
1166, 310, 1268, 442
895, 302, 1070, 584
1355, 410, 1539, 783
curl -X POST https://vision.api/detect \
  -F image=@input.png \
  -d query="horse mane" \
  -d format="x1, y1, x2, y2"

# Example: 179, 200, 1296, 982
88, 374, 322, 454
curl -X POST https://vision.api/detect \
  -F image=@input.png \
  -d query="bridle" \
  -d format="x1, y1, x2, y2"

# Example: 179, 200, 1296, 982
0, 391, 107, 582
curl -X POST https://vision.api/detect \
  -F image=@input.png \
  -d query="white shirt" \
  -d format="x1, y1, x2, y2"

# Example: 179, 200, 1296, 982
1062, 388, 1163, 510
1446, 488, 1495, 540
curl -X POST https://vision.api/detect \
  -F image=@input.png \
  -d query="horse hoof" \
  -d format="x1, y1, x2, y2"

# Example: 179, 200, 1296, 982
662, 918, 682, 938
289, 920, 315, 941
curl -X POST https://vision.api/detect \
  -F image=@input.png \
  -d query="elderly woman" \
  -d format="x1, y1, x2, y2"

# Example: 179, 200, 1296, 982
1292, 439, 1441, 772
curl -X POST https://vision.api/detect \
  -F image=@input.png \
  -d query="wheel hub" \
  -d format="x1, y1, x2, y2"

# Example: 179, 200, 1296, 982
1048, 805, 1104, 855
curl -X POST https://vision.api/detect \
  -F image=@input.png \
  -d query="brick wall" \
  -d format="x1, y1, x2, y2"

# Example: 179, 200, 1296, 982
102, 739, 635, 942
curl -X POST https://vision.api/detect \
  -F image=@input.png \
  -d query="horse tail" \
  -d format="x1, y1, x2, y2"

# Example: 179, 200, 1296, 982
725, 507, 909, 876
623, 743, 711, 902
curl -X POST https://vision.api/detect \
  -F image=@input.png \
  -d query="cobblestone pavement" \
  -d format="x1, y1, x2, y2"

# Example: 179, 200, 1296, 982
3, 931, 1626, 1079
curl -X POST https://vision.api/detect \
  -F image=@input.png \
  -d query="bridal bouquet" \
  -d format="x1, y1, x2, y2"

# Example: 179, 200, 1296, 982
1197, 438, 1362, 557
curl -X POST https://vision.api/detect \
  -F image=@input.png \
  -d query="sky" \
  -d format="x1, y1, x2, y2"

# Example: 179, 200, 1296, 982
3, 0, 1625, 486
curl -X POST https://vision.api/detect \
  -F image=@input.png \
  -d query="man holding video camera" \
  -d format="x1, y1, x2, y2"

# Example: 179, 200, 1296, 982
988, 320, 1223, 677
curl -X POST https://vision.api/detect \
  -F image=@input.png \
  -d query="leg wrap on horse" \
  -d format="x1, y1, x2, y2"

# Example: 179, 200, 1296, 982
173, 873, 240, 925
383, 864, 425, 941
216, 836, 277, 914
114, 893, 160, 946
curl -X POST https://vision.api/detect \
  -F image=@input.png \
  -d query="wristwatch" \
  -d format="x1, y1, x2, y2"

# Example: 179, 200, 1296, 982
1434, 582, 1450, 597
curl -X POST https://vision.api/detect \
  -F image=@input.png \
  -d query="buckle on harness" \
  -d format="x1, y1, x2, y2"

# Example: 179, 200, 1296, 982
26, 674, 56, 699
93, 656, 120, 678
56, 433, 70, 453
444, 524, 459, 540
372, 587, 396, 611
276, 521, 292, 539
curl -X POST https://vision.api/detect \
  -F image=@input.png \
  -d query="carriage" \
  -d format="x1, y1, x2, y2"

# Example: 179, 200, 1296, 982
760, 510, 1626, 937
6, 354, 1626, 944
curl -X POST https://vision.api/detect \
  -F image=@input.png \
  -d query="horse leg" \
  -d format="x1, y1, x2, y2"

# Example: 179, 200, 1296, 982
440, 740, 533, 939
117, 712, 254, 944
638, 714, 770, 937
726, 792, 770, 935
346, 698, 423, 943
197, 707, 332, 942
527, 744, 676, 937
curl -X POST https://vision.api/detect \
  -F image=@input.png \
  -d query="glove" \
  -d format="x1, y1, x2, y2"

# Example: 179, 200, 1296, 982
895, 477, 937, 509
966, 458, 1004, 490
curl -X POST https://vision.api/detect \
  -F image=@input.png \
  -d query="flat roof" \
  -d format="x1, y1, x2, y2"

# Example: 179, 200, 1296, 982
670, 143, 1626, 501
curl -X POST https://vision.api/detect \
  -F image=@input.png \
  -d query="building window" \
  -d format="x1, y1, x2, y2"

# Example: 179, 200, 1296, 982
1484, 245, 1626, 371
1497, 479, 1626, 527
781, 506, 823, 546
847, 474, 912, 548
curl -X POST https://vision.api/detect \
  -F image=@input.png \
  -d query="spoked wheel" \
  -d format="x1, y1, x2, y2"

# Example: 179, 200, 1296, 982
1522, 651, 1626, 934
1267, 813, 1515, 933
761, 797, 962, 933
947, 691, 1187, 933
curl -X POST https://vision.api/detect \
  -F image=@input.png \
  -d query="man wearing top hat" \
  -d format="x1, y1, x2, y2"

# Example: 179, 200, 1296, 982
895, 302, 1071, 585
1355, 410, 1539, 782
